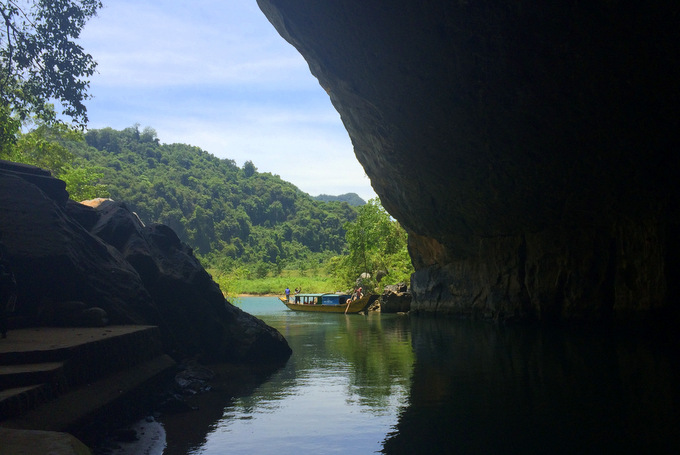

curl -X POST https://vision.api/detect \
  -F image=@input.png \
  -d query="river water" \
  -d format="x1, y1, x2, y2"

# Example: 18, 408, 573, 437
151, 296, 679, 454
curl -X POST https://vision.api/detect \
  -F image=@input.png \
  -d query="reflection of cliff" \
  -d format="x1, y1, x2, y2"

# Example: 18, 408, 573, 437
258, 1, 680, 323
382, 317, 680, 454
159, 310, 415, 453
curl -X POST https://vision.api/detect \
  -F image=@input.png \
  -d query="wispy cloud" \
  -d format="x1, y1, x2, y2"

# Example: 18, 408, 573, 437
83, 1, 314, 88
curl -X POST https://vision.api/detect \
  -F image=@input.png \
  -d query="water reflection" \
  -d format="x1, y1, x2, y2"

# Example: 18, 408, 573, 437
159, 298, 679, 454
382, 317, 680, 454
327, 313, 413, 413
160, 363, 283, 455
162, 297, 414, 454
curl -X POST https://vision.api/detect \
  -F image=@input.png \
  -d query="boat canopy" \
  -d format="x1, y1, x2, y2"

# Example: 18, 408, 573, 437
291, 292, 352, 305
295, 293, 349, 298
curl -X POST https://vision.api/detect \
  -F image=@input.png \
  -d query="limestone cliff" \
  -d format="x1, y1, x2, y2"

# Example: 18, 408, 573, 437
257, 0, 680, 322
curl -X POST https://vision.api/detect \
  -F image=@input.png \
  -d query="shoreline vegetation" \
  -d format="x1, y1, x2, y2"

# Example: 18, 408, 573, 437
203, 198, 414, 300
213, 272, 347, 301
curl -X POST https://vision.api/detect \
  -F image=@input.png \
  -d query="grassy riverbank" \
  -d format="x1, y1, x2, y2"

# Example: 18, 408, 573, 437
210, 269, 346, 299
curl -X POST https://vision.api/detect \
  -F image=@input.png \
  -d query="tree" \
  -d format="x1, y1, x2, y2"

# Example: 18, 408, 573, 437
0, 0, 101, 154
344, 199, 390, 275
6, 121, 76, 172
0, 0, 102, 124
339, 198, 414, 292
59, 163, 107, 201
0, 104, 20, 155
243, 160, 256, 177
254, 261, 269, 279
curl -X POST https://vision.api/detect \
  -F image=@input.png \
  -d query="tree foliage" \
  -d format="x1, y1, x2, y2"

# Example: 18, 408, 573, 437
0, 120, 109, 200
313, 193, 365, 206
0, 0, 101, 125
336, 198, 413, 292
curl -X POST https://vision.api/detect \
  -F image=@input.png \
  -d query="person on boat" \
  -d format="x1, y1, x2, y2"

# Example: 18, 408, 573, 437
285, 287, 290, 302
349, 287, 362, 302
294, 287, 300, 303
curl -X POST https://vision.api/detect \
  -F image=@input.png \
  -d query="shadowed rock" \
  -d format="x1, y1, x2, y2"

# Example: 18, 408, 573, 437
380, 283, 411, 314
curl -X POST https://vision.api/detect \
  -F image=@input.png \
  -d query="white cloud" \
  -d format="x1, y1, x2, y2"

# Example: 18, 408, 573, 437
82, 1, 313, 88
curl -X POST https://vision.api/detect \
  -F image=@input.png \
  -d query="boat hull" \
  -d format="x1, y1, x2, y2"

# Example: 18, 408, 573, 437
279, 295, 376, 314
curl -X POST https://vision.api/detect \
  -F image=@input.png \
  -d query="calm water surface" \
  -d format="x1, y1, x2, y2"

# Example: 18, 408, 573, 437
157, 297, 680, 454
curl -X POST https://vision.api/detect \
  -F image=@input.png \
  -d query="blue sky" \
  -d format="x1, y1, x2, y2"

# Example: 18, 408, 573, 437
77, 0, 376, 202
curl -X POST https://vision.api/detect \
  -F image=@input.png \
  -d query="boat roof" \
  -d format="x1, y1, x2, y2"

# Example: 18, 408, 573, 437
296, 293, 349, 297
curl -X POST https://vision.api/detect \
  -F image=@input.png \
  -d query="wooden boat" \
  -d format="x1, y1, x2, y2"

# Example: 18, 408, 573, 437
279, 293, 377, 314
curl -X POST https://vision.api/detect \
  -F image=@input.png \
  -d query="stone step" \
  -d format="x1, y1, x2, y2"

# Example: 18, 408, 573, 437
0, 362, 65, 390
0, 384, 55, 421
0, 326, 163, 369
0, 326, 171, 423
0, 427, 92, 455
1, 354, 176, 436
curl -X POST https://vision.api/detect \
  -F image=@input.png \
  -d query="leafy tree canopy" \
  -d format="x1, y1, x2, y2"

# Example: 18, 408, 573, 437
0, 0, 101, 154
313, 193, 365, 206
242, 160, 256, 177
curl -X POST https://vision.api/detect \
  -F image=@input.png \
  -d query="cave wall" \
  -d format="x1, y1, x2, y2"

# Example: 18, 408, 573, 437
257, 0, 680, 322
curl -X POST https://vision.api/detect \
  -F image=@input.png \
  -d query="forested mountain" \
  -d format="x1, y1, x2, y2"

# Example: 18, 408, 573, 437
65, 126, 358, 269
313, 193, 365, 206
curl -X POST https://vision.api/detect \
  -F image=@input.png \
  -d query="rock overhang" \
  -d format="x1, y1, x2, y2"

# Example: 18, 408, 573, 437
257, 0, 680, 321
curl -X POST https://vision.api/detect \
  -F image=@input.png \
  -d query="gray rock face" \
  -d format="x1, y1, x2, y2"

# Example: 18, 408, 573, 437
380, 283, 411, 314
257, 0, 680, 323
0, 160, 291, 362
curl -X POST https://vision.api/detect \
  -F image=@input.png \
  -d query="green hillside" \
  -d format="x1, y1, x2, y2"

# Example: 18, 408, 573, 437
65, 126, 358, 273
313, 193, 365, 206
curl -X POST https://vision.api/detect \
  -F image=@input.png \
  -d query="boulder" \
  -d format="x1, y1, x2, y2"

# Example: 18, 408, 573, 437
380, 283, 411, 313
0, 170, 157, 326
0, 160, 68, 205
0, 161, 291, 362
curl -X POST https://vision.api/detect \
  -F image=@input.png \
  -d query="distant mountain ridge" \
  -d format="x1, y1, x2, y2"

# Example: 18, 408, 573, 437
313, 193, 365, 206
